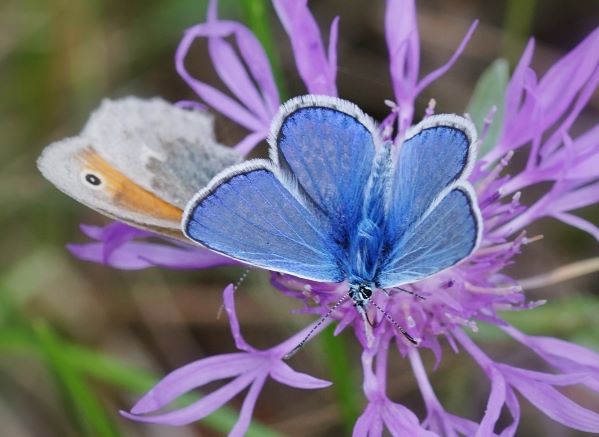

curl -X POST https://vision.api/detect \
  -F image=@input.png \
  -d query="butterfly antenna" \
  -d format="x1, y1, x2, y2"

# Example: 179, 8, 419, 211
397, 286, 426, 300
370, 300, 418, 345
218, 268, 252, 320
234, 268, 252, 291
284, 293, 350, 360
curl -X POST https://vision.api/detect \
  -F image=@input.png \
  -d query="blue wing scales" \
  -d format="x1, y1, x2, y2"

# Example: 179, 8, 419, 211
377, 187, 481, 288
183, 162, 344, 282
378, 115, 481, 288
271, 95, 378, 246
387, 115, 476, 244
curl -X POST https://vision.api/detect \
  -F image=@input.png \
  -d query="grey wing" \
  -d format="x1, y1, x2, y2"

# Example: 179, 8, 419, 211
83, 97, 241, 208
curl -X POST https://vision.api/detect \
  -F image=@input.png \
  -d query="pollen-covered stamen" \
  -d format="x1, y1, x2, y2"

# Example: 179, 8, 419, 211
477, 150, 514, 195
479, 105, 498, 142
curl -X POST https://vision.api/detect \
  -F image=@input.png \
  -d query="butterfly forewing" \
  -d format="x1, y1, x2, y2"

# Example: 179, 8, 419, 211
271, 95, 378, 247
183, 161, 344, 282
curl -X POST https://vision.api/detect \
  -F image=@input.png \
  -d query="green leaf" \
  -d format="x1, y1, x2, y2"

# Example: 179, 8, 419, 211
502, 0, 537, 65
63, 343, 283, 437
466, 59, 509, 157
33, 322, 121, 437
241, 0, 287, 99
473, 294, 599, 348
0, 325, 283, 437
319, 326, 360, 433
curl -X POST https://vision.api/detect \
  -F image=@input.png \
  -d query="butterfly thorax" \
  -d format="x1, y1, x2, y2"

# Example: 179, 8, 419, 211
346, 143, 393, 287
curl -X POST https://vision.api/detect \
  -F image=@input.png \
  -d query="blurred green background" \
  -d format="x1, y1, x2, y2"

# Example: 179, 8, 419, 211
1, 0, 598, 435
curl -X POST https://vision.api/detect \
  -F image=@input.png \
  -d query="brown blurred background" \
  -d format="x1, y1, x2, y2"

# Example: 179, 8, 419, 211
1, 0, 598, 436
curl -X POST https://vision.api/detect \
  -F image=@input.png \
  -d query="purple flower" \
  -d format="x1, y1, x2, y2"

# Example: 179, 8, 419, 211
65, 0, 599, 434
355, 331, 438, 436
384, 0, 478, 133
122, 284, 331, 435
68, 222, 236, 270
272, 0, 339, 96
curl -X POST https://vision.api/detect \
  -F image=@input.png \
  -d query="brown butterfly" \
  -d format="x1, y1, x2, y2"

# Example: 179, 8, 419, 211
37, 97, 241, 240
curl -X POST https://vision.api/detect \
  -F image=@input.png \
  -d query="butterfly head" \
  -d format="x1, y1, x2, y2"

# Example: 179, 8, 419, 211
349, 282, 373, 311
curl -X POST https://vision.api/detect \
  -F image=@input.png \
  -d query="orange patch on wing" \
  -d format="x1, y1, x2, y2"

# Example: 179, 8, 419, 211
81, 150, 182, 222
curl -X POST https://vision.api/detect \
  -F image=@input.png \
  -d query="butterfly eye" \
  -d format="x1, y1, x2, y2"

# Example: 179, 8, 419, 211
81, 170, 103, 190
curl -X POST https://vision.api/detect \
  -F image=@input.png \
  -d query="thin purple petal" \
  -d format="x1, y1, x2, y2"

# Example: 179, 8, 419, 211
234, 131, 267, 156
176, 23, 268, 132
125, 371, 256, 426
272, 0, 338, 95
506, 370, 599, 432
476, 368, 506, 437
386, 0, 420, 100
270, 361, 331, 389
383, 402, 434, 436
130, 353, 257, 414
223, 284, 254, 352
353, 404, 377, 437
553, 212, 599, 242
68, 240, 236, 270
208, 37, 271, 121
229, 374, 268, 437
415, 20, 478, 95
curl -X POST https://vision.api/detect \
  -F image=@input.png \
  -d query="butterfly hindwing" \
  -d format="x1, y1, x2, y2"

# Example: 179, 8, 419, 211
271, 95, 378, 246
377, 186, 481, 288
183, 161, 344, 282
387, 115, 477, 242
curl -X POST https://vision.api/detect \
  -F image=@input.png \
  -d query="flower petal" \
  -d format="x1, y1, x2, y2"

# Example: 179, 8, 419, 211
270, 361, 331, 389
475, 367, 506, 437
229, 374, 268, 437
446, 414, 481, 437
68, 240, 235, 270
552, 212, 599, 242
234, 131, 268, 156
130, 353, 258, 414
536, 28, 599, 132
503, 327, 599, 391
208, 37, 271, 121
499, 388, 521, 437
353, 403, 377, 437
507, 370, 599, 432
510, 331, 599, 371
272, 0, 338, 95
223, 284, 254, 352
124, 371, 256, 426
383, 401, 435, 436
176, 23, 267, 132
415, 20, 478, 96
385, 0, 420, 100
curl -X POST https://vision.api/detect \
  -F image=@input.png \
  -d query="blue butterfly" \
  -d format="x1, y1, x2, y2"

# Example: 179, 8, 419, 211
183, 95, 482, 335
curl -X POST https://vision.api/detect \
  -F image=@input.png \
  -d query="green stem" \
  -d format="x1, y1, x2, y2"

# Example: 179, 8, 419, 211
502, 0, 537, 65
319, 326, 360, 433
0, 325, 282, 437
241, 0, 287, 99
